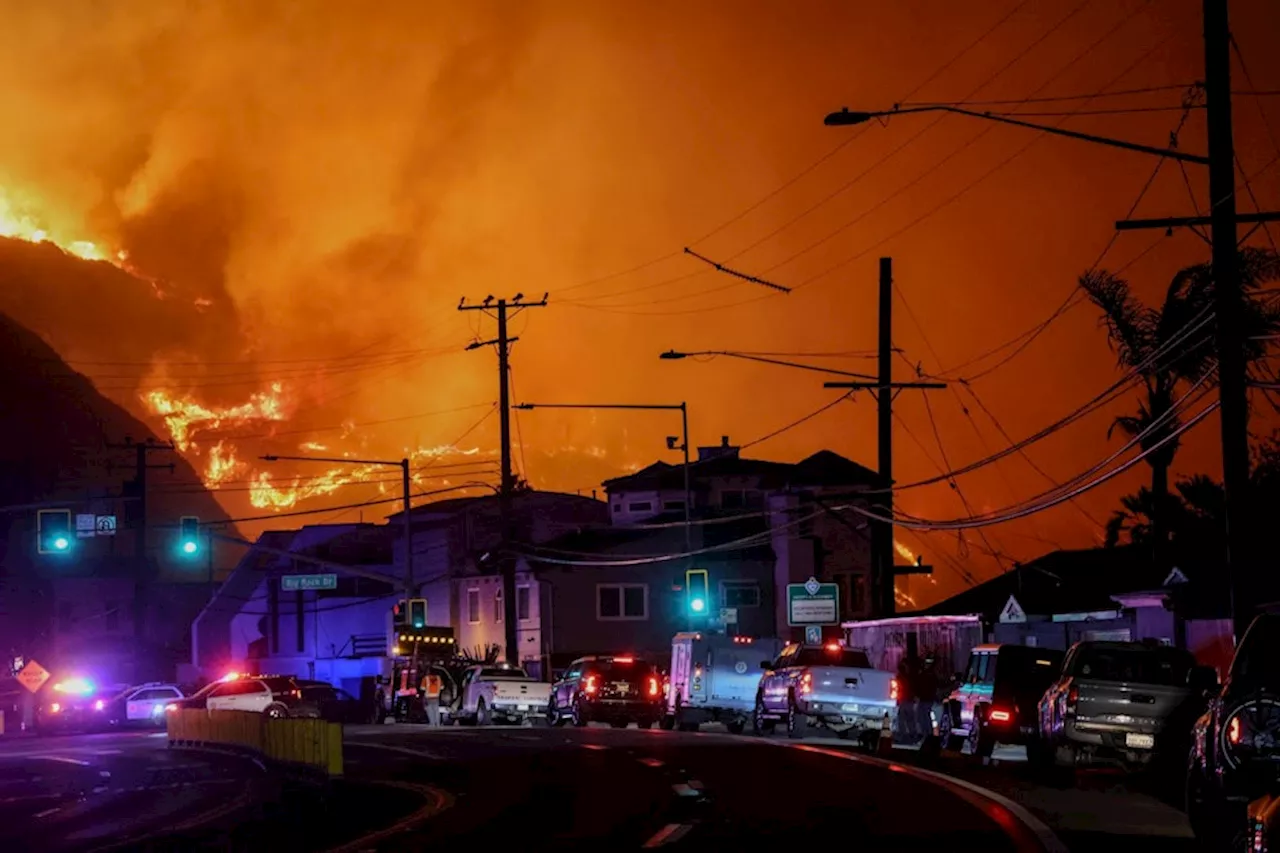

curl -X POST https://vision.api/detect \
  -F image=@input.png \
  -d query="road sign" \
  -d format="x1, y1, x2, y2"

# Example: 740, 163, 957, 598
719, 607, 738, 625
281, 574, 338, 591
804, 625, 823, 644
787, 576, 840, 626
16, 660, 50, 693
75, 513, 96, 539
96, 515, 116, 536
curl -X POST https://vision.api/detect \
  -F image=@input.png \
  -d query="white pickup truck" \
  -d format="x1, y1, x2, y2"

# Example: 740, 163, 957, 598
754, 641, 898, 743
455, 665, 551, 726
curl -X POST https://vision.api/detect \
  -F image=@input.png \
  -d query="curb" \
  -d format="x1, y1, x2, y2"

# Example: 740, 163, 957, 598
776, 742, 1068, 853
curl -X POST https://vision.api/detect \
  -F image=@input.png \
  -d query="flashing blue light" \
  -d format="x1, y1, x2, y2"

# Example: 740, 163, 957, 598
690, 597, 706, 613
182, 540, 198, 555
53, 677, 94, 695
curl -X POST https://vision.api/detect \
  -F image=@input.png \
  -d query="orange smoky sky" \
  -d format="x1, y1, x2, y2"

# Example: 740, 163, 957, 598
0, 0, 1277, 605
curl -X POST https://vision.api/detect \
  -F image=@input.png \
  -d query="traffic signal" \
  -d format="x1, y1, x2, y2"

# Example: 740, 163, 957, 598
37, 509, 72, 554
685, 569, 709, 615
408, 598, 427, 629
392, 599, 407, 630
179, 516, 200, 556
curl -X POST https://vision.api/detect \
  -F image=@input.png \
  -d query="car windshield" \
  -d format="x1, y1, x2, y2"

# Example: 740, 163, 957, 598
1073, 645, 1194, 686
262, 677, 298, 693
794, 647, 872, 669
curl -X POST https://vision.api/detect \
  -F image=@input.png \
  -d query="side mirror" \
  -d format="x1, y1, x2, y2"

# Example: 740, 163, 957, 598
760, 660, 773, 670
1188, 665, 1219, 693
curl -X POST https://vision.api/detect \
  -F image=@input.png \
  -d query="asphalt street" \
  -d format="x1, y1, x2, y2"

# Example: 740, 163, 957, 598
340, 723, 1065, 851
0, 729, 261, 852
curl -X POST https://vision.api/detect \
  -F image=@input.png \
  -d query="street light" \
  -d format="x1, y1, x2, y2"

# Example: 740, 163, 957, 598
514, 402, 693, 552
261, 454, 416, 596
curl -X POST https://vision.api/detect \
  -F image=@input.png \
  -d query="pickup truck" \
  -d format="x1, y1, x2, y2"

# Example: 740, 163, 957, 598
754, 641, 897, 742
455, 665, 551, 726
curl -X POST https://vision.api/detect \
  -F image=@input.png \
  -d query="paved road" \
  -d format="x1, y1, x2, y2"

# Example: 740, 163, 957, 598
341, 723, 1064, 851
0, 729, 261, 851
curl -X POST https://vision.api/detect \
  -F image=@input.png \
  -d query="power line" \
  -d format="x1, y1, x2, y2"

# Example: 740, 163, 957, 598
740, 392, 853, 450
899, 83, 1197, 107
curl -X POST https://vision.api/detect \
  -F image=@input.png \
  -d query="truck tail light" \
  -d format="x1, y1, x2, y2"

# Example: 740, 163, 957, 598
647, 676, 659, 697
989, 708, 1012, 723
800, 672, 812, 696
889, 678, 899, 701
584, 675, 598, 695
1066, 684, 1078, 713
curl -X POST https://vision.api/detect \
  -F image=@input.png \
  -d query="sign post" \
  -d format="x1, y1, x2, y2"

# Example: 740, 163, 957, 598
281, 574, 338, 592
787, 576, 840, 626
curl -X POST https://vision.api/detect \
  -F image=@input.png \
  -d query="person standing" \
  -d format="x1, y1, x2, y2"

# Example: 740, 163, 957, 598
916, 652, 940, 739
896, 653, 920, 743
421, 670, 442, 726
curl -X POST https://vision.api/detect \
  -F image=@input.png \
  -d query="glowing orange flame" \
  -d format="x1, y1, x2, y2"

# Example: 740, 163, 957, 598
204, 441, 243, 488
0, 191, 116, 263
143, 382, 288, 450
894, 540, 916, 562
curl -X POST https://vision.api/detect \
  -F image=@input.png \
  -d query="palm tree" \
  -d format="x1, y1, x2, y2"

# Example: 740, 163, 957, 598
1081, 248, 1280, 558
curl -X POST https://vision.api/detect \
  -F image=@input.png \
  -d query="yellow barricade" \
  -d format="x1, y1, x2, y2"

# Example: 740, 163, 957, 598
166, 709, 343, 777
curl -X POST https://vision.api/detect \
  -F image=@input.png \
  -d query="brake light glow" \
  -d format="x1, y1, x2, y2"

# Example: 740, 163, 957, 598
1066, 684, 1079, 711
732, 636, 753, 644
647, 676, 659, 697
584, 675, 598, 695
825, 642, 841, 651
613, 657, 633, 664
989, 708, 1012, 723
889, 678, 899, 701
800, 672, 812, 695
165, 703, 178, 713
1229, 716, 1242, 745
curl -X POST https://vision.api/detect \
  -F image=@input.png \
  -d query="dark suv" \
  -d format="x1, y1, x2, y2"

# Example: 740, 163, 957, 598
548, 655, 664, 729
939, 644, 1064, 757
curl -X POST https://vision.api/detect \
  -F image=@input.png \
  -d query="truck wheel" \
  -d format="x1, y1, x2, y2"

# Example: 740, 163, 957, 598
752, 696, 775, 736
726, 719, 746, 735
571, 697, 589, 728
969, 721, 995, 759
659, 714, 675, 731
476, 698, 491, 726
547, 699, 564, 727
264, 703, 289, 719
786, 692, 808, 740
638, 720, 654, 730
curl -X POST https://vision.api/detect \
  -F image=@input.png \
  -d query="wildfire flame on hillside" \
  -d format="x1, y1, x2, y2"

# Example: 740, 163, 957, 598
144, 384, 288, 450
0, 191, 125, 264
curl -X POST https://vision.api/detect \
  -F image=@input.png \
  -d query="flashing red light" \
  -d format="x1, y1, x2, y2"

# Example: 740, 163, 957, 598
825, 642, 841, 652
647, 676, 659, 697
612, 657, 634, 664
989, 709, 1012, 723
50, 703, 61, 713
1229, 716, 1242, 745
889, 678, 899, 701
584, 675, 598, 695
220, 672, 241, 682
165, 703, 179, 713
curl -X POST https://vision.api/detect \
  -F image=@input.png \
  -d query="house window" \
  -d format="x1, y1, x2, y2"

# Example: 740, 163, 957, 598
721, 581, 760, 608
627, 501, 652, 513
517, 586, 531, 621
663, 500, 685, 512
104, 601, 119, 632
467, 589, 481, 624
494, 589, 503, 623
597, 584, 648, 621
721, 489, 744, 509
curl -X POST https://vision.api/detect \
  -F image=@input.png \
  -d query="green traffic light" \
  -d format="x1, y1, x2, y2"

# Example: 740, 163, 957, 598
182, 540, 198, 555
52, 536, 70, 551
690, 597, 706, 613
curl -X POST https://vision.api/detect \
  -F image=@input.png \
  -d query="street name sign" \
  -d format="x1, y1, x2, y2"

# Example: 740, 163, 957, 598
281, 574, 338, 591
787, 576, 839, 626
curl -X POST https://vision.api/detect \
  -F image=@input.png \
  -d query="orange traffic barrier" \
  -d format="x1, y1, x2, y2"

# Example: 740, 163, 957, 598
167, 709, 343, 777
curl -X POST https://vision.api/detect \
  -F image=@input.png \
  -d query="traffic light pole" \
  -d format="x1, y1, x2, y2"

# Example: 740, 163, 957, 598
106, 437, 174, 650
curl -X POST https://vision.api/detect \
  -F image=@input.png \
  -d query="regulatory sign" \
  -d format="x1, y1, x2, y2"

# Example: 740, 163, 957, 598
96, 515, 117, 536
75, 513, 96, 539
16, 660, 50, 693
804, 625, 823, 644
281, 573, 338, 591
787, 576, 839, 626
719, 607, 738, 625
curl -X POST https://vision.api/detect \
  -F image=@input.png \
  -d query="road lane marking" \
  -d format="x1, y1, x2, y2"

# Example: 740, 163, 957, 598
780, 743, 1068, 853
581, 743, 608, 751
39, 756, 91, 766
345, 742, 444, 761
642, 823, 692, 847
34, 807, 61, 818
638, 757, 664, 768
92, 749, 122, 755
322, 782, 454, 853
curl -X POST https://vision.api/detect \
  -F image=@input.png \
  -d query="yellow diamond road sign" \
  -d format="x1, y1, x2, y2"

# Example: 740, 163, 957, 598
16, 660, 50, 693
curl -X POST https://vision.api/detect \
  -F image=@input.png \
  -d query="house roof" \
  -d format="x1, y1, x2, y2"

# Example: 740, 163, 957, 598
919, 546, 1180, 620
384, 490, 602, 523
602, 450, 878, 493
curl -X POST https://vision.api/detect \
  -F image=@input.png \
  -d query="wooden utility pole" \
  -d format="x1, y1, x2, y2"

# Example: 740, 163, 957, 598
459, 293, 548, 666
826, 258, 944, 619
107, 437, 174, 648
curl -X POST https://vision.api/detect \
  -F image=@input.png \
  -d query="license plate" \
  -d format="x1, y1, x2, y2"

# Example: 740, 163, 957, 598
841, 703, 861, 713
517, 704, 529, 711
1125, 733, 1155, 749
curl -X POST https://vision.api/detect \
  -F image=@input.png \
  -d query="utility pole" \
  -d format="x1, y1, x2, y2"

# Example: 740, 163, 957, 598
459, 293, 549, 666
106, 437, 174, 650
826, 258, 944, 619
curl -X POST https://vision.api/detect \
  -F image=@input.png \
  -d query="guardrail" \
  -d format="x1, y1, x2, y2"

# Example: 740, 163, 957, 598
167, 709, 343, 778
